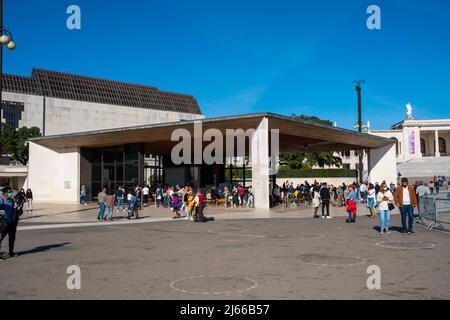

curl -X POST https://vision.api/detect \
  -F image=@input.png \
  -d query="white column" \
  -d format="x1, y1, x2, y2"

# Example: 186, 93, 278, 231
368, 143, 397, 185
251, 117, 271, 210
435, 130, 440, 157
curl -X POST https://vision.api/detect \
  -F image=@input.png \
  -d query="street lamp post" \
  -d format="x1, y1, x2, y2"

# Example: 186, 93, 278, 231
353, 80, 365, 183
0, 0, 17, 131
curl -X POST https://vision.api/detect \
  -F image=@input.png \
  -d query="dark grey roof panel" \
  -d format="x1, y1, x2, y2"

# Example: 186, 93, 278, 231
2, 69, 202, 115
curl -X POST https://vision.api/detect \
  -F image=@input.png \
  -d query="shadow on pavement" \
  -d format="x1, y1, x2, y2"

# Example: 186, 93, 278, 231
17, 242, 71, 256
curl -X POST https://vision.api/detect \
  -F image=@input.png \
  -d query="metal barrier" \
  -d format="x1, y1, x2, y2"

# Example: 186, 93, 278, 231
414, 196, 450, 230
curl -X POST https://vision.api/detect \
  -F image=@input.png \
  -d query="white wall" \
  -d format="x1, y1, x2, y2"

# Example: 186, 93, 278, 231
2, 92, 44, 129
27, 142, 80, 203
369, 143, 397, 185
2, 92, 204, 136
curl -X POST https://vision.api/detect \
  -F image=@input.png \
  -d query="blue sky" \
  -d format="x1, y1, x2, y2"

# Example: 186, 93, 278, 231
3, 0, 450, 129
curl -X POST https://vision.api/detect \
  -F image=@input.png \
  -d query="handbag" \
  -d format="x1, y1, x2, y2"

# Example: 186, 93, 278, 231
388, 202, 395, 211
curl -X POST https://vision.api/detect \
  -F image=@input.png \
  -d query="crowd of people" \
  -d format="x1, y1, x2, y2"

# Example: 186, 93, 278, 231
89, 184, 230, 223
1, 175, 449, 260
272, 176, 450, 235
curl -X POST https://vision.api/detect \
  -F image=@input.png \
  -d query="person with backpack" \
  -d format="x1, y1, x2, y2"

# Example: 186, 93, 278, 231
0, 191, 20, 259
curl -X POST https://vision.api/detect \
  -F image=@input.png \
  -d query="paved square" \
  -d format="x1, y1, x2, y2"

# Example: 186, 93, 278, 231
1, 211, 449, 300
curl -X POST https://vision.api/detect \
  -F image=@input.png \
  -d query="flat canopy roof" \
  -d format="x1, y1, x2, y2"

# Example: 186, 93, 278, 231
30, 113, 394, 153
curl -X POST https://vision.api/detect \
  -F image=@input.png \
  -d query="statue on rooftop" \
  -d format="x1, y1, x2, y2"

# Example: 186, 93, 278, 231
406, 103, 414, 120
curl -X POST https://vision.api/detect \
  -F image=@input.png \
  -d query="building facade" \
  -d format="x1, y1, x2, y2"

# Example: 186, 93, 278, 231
27, 114, 395, 207
340, 105, 450, 182
0, 69, 204, 189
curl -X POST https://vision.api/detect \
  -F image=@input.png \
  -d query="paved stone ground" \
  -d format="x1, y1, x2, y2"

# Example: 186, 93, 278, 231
1, 206, 449, 300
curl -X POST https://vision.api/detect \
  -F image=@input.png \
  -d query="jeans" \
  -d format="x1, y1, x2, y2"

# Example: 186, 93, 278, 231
248, 195, 254, 208
368, 197, 376, 209
379, 210, 391, 230
106, 207, 113, 219
98, 202, 106, 220
400, 205, 415, 232
80, 195, 87, 204
117, 197, 124, 211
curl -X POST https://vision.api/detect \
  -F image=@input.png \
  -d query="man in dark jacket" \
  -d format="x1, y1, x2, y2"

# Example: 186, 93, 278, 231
320, 183, 332, 219
0, 191, 20, 259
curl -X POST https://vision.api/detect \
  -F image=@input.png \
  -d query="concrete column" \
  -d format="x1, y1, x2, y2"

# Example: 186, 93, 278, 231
368, 143, 397, 185
435, 130, 440, 157
251, 117, 270, 210
28, 142, 80, 203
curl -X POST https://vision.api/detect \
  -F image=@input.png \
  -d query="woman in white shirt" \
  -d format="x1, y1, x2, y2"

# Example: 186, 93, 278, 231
367, 184, 377, 218
377, 183, 394, 235
311, 186, 321, 219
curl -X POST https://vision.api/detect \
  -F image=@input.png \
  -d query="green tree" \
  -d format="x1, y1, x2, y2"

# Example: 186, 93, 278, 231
0, 125, 41, 165
304, 152, 343, 169
291, 114, 334, 126
279, 114, 342, 169
279, 153, 306, 169
0, 124, 16, 156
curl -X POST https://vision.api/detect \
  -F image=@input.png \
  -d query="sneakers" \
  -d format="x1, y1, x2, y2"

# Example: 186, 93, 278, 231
407, 231, 416, 236
321, 216, 325, 219
326, 216, 332, 219
379, 231, 385, 235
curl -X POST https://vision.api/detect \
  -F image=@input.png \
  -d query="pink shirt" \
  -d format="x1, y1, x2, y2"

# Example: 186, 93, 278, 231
105, 195, 115, 208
